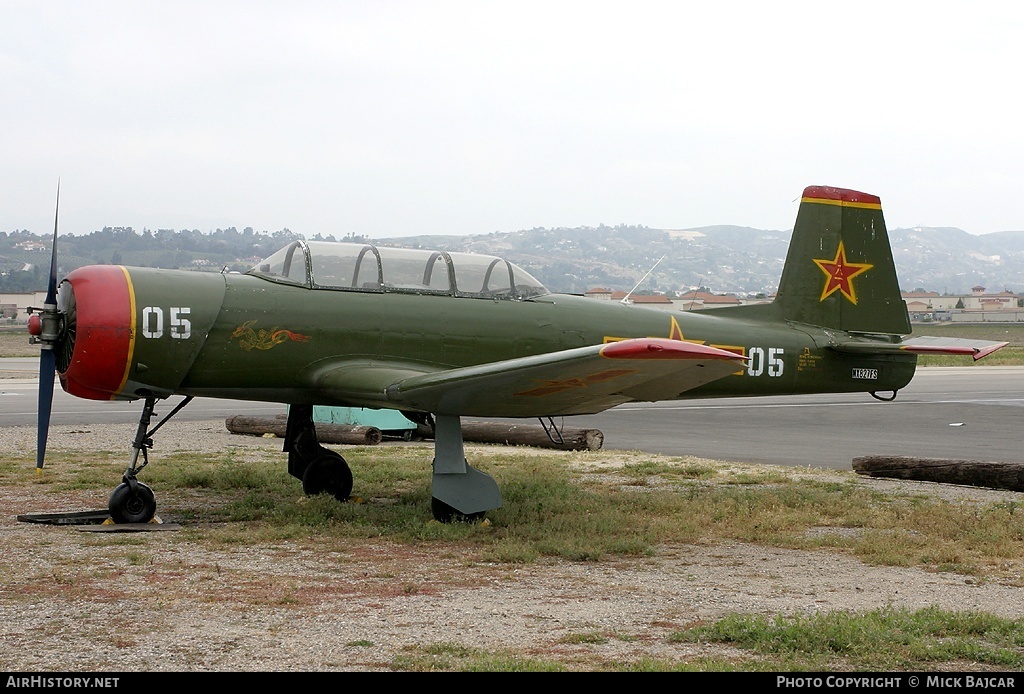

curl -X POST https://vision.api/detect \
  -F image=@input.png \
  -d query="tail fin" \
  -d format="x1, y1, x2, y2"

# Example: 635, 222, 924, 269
773, 185, 911, 335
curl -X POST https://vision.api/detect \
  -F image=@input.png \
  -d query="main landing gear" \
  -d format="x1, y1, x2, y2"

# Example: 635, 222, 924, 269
283, 406, 502, 523
283, 404, 354, 502
425, 412, 502, 523
108, 399, 503, 525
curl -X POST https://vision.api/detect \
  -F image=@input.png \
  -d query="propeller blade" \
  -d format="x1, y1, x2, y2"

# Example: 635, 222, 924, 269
44, 180, 59, 305
36, 349, 55, 470
36, 180, 60, 470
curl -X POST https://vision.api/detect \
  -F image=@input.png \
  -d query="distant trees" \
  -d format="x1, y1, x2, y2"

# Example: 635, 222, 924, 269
0, 226, 303, 292
0, 265, 44, 292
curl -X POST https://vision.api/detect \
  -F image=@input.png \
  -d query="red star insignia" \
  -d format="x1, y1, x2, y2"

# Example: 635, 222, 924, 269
813, 241, 873, 304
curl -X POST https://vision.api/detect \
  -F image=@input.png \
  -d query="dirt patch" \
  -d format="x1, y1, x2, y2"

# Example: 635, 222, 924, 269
2, 421, 1024, 671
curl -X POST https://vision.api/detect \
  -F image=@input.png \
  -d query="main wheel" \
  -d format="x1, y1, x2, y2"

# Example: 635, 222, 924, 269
108, 481, 157, 524
301, 451, 353, 502
431, 497, 485, 524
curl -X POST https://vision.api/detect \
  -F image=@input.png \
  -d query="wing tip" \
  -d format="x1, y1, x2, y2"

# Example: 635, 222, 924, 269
601, 337, 746, 362
973, 341, 1010, 361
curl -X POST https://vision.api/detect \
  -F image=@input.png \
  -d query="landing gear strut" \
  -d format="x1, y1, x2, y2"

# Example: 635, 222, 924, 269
108, 394, 193, 524
428, 413, 502, 523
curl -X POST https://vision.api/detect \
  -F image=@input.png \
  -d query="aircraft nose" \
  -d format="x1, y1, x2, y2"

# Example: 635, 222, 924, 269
58, 266, 135, 401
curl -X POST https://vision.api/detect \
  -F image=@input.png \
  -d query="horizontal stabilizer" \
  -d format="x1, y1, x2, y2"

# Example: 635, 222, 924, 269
832, 336, 1008, 362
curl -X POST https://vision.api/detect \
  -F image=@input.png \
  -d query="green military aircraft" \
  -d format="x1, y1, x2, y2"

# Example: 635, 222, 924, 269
28, 185, 1008, 524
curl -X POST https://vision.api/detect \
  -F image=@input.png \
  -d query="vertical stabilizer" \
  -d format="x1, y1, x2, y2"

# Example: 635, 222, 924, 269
773, 186, 910, 334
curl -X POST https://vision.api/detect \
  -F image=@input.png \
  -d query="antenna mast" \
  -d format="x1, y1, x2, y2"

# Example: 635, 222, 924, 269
620, 255, 666, 304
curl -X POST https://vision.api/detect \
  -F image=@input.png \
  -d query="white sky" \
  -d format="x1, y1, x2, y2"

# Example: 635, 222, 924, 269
3, 1, 1023, 238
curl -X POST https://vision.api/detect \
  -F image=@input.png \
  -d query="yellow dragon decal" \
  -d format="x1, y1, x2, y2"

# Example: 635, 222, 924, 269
230, 320, 312, 351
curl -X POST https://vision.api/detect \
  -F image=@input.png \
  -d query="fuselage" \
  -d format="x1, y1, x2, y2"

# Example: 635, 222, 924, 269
56, 260, 918, 412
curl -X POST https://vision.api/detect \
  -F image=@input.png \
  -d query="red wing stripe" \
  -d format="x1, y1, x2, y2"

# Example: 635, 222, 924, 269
600, 337, 746, 361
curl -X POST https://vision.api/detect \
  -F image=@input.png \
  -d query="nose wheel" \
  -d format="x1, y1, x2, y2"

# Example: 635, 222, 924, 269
108, 478, 157, 524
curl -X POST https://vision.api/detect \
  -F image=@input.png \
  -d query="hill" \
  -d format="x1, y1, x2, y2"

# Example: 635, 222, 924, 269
3, 224, 1024, 296
380, 225, 1024, 296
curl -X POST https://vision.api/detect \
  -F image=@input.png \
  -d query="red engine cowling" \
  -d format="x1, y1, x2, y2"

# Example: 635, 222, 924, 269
57, 265, 136, 401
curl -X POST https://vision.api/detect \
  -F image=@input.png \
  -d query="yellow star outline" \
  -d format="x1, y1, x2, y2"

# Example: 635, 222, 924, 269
668, 315, 684, 341
603, 316, 703, 346
812, 241, 873, 304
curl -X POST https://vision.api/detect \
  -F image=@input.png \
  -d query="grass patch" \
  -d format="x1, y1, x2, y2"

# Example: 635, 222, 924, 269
6, 444, 1024, 581
390, 643, 567, 672
670, 606, 1024, 670
371, 605, 1024, 671
5, 441, 1024, 670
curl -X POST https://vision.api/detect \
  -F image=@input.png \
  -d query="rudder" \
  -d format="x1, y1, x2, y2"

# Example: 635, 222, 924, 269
773, 185, 910, 335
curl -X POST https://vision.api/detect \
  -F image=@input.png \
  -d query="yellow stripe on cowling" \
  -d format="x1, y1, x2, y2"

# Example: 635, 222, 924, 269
114, 266, 137, 397
801, 196, 882, 211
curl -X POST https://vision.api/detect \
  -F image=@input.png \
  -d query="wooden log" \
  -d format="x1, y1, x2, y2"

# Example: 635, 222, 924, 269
415, 420, 604, 451
224, 415, 382, 445
852, 455, 1024, 493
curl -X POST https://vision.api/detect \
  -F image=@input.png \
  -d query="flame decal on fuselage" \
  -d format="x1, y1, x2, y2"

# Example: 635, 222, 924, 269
230, 320, 312, 351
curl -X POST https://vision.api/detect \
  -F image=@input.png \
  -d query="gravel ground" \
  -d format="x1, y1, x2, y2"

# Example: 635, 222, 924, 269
2, 420, 1024, 671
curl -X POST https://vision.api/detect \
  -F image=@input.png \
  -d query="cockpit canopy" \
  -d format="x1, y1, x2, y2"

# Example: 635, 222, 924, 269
247, 240, 549, 300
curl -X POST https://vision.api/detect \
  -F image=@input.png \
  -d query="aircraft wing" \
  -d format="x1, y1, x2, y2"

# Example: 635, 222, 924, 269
831, 335, 1008, 362
317, 338, 747, 417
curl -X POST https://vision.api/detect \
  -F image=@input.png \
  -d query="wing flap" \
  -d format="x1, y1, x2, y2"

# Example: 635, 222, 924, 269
382, 338, 746, 417
313, 338, 746, 417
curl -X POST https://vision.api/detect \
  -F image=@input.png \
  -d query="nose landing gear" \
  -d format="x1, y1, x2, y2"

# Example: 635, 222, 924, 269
106, 394, 194, 524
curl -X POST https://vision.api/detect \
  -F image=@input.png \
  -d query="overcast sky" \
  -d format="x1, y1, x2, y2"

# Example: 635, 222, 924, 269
4, 1, 1023, 239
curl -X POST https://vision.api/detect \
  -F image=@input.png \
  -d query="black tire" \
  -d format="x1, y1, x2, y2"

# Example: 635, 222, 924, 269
430, 497, 485, 524
108, 481, 157, 524
301, 451, 353, 502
